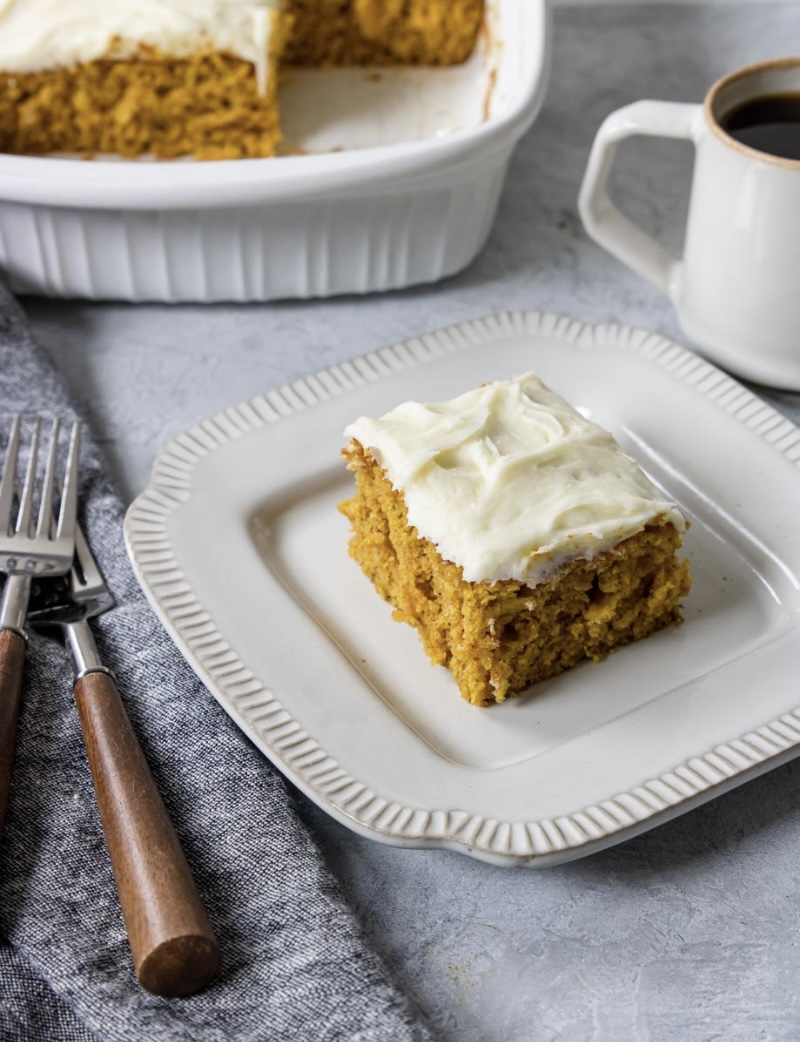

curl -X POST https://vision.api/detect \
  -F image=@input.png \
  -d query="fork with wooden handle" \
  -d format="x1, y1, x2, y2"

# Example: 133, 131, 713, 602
0, 417, 80, 835
30, 522, 220, 998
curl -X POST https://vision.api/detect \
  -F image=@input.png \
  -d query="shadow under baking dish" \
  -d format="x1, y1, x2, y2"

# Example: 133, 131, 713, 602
253, 463, 795, 773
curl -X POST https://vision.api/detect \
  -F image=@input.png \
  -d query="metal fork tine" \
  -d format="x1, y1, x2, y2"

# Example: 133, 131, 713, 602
16, 417, 41, 537
72, 522, 105, 600
36, 418, 61, 540
0, 416, 20, 536
1, 415, 83, 844
56, 421, 81, 542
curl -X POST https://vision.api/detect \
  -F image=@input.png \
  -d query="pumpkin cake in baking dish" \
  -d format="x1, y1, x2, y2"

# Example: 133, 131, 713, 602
0, 0, 485, 160
339, 372, 691, 707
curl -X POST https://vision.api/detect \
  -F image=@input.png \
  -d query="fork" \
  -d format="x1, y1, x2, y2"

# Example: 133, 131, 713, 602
0, 416, 80, 834
30, 522, 220, 997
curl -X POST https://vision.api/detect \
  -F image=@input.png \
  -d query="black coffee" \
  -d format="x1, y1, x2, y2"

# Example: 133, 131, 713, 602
721, 93, 800, 160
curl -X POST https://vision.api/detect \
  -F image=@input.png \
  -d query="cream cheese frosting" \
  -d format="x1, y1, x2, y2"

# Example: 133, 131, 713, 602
0, 0, 280, 91
344, 372, 686, 585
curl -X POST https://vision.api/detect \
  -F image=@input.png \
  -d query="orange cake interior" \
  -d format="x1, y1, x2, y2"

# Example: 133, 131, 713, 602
0, 0, 485, 160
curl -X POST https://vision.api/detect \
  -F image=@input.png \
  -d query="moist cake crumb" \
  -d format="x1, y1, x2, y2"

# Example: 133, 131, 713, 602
0, 0, 485, 160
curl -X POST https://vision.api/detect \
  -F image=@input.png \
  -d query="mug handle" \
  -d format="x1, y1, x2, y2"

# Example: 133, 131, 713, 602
578, 100, 704, 299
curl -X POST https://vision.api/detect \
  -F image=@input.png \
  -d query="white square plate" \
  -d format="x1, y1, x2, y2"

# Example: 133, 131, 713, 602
125, 312, 800, 866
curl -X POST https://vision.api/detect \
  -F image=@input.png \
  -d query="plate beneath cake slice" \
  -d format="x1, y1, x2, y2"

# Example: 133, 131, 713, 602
125, 313, 800, 866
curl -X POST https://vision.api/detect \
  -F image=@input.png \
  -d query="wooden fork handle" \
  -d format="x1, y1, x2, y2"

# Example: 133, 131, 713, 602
74, 669, 220, 997
0, 628, 25, 836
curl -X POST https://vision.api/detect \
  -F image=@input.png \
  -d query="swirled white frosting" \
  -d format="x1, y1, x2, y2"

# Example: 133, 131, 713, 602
0, 0, 280, 90
345, 372, 686, 585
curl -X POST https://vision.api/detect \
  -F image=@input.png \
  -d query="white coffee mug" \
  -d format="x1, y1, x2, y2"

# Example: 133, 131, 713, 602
579, 58, 800, 391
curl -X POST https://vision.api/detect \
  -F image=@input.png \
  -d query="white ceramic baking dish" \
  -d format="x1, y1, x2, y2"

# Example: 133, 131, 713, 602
0, 0, 550, 302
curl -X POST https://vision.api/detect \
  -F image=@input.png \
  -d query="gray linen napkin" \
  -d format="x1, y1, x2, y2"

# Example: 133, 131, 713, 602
0, 283, 435, 1042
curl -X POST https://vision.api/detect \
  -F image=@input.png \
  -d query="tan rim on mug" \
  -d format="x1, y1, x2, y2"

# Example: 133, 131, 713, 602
706, 56, 800, 165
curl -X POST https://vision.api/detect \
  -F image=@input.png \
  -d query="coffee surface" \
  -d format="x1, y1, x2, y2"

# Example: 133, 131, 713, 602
721, 93, 800, 160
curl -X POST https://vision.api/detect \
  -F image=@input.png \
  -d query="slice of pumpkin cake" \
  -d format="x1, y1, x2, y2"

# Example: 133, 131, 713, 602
340, 372, 691, 707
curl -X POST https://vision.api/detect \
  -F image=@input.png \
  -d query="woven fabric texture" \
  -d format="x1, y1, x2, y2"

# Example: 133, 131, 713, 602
0, 284, 433, 1042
